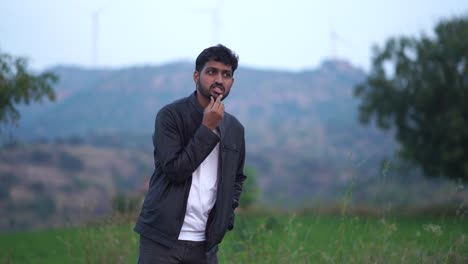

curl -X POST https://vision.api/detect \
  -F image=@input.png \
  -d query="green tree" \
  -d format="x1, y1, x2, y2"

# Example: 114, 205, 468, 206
240, 166, 260, 209
0, 50, 57, 126
354, 15, 468, 181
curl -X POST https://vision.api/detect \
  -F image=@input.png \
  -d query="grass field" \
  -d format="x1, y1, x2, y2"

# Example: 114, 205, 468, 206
1, 212, 467, 264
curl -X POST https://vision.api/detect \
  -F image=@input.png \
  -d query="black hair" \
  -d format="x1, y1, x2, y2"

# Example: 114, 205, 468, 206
195, 44, 239, 74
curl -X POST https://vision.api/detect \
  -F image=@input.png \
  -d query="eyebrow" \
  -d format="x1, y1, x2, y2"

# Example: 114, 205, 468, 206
205, 66, 232, 73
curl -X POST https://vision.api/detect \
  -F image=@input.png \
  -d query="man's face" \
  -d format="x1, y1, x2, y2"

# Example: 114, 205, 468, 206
194, 60, 234, 105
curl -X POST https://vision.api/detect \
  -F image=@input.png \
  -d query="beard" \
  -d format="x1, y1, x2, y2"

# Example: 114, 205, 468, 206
197, 80, 230, 101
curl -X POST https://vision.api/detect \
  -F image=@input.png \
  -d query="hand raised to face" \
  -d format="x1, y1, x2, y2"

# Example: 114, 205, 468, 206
202, 94, 224, 130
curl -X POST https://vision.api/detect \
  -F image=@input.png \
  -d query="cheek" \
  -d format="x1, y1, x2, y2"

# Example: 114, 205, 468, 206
200, 76, 211, 85
225, 81, 234, 90
200, 79, 210, 88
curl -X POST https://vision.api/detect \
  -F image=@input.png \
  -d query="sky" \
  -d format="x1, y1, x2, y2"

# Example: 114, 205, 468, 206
1, 0, 467, 72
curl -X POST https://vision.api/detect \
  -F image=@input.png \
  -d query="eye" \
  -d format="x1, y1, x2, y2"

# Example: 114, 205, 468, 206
207, 69, 216, 75
223, 72, 233, 79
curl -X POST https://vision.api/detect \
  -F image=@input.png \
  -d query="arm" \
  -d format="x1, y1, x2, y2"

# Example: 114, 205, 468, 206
232, 126, 247, 210
154, 108, 220, 184
227, 127, 247, 231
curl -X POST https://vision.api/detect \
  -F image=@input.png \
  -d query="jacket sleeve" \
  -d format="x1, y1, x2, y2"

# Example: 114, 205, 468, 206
154, 108, 220, 184
232, 126, 247, 210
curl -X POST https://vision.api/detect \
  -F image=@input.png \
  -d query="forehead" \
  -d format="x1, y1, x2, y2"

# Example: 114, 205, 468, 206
202, 60, 233, 71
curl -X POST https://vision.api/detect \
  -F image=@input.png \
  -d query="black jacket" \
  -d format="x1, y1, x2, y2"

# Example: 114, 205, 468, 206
134, 92, 247, 251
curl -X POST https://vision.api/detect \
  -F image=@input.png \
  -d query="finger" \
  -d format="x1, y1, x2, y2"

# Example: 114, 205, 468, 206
219, 102, 225, 113
207, 96, 214, 110
219, 104, 225, 119
213, 94, 223, 109
216, 100, 224, 113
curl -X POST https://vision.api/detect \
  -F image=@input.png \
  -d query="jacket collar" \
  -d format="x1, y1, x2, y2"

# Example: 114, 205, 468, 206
189, 91, 204, 114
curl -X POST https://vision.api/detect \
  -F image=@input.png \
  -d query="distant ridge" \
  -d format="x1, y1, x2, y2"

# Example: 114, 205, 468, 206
10, 59, 396, 207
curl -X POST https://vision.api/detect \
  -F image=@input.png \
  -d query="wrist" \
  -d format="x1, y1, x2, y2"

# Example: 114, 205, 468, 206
202, 120, 217, 130
202, 122, 215, 131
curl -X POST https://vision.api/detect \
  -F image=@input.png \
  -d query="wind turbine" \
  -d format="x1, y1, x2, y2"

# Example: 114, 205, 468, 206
327, 0, 350, 60
91, 1, 115, 66
92, 11, 100, 66
211, 0, 224, 44
189, 0, 225, 44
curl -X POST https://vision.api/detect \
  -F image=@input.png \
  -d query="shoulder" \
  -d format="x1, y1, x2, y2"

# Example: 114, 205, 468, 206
154, 96, 191, 126
164, 96, 190, 111
157, 95, 190, 115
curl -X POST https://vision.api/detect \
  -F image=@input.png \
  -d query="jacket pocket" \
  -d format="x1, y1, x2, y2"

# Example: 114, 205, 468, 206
221, 144, 240, 177
222, 144, 239, 152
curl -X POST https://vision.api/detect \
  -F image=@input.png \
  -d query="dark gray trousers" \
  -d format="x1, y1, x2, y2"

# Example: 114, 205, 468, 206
138, 235, 218, 264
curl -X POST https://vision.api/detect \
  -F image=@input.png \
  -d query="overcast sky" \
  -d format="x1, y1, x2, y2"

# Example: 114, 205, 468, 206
1, 0, 467, 72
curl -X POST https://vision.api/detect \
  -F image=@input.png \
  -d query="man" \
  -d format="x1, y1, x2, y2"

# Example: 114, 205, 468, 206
134, 44, 247, 264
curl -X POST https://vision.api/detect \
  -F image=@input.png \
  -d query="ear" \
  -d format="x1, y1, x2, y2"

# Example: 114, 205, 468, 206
193, 71, 199, 84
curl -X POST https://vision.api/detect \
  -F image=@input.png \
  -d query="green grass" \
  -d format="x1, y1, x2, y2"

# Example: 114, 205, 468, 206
0, 213, 466, 263
0, 218, 138, 264
220, 213, 468, 263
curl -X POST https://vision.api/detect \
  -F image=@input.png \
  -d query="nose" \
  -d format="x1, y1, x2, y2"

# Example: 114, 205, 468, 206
215, 72, 224, 83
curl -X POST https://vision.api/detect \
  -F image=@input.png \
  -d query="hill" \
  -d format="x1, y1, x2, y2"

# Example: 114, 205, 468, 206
3, 60, 466, 230
10, 59, 396, 198
0, 142, 149, 230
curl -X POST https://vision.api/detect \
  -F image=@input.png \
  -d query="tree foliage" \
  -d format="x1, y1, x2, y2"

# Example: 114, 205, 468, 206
354, 15, 468, 181
240, 166, 260, 209
0, 50, 57, 126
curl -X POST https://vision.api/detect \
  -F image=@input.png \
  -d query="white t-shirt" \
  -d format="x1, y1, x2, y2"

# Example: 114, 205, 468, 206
178, 133, 219, 241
